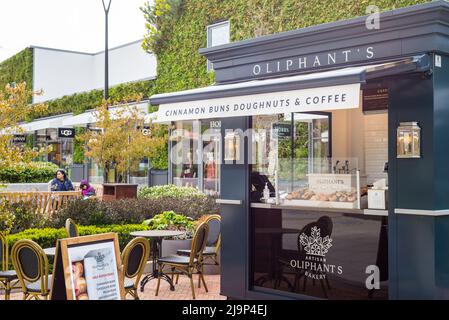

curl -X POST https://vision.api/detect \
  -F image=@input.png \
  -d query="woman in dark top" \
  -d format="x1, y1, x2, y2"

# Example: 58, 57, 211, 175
50, 169, 75, 191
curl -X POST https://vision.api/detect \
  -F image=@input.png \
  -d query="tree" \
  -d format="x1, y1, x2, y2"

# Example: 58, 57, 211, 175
0, 82, 49, 168
79, 94, 168, 183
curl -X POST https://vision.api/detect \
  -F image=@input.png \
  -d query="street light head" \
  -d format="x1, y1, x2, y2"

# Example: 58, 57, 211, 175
102, 0, 112, 13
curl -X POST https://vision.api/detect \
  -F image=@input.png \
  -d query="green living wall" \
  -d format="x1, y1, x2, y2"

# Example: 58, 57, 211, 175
28, 79, 157, 120
146, 0, 430, 95
0, 48, 33, 100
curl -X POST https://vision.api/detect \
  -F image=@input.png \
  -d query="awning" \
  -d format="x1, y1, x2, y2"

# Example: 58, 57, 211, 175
150, 55, 429, 123
62, 101, 150, 127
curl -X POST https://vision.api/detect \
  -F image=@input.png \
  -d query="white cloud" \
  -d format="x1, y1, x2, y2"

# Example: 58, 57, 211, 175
0, 0, 150, 62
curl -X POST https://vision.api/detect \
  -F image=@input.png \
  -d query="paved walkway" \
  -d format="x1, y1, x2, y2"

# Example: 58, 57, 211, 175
0, 274, 227, 300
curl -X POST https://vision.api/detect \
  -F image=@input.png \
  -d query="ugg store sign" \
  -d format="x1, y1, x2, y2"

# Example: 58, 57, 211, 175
156, 83, 360, 123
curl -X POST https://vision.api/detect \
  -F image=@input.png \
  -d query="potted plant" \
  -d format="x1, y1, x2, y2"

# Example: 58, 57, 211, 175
144, 210, 195, 256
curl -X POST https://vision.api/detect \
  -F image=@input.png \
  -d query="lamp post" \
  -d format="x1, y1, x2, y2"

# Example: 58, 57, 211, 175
102, 0, 112, 102
102, 0, 112, 183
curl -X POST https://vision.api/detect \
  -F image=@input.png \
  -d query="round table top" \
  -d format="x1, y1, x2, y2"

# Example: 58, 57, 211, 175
43, 247, 56, 256
130, 230, 185, 238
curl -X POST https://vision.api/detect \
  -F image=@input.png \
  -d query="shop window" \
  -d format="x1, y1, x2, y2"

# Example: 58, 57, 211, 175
201, 120, 221, 196
207, 20, 230, 71
170, 121, 200, 189
169, 120, 221, 196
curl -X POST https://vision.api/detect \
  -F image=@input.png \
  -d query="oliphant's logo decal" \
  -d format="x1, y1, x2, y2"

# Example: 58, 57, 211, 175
290, 226, 343, 280
300, 226, 332, 257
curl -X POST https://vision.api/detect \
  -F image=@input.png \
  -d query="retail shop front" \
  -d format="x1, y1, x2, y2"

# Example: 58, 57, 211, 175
151, 2, 449, 299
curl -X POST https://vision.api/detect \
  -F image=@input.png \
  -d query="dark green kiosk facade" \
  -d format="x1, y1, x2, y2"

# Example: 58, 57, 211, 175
151, 1, 449, 299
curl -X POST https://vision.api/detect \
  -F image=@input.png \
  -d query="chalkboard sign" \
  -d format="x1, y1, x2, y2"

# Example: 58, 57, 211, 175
362, 88, 389, 112
50, 233, 125, 300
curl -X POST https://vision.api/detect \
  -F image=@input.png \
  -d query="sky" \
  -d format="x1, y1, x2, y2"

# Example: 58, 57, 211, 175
0, 0, 150, 62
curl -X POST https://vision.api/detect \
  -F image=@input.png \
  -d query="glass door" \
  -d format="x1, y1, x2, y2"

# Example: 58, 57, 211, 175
292, 112, 331, 190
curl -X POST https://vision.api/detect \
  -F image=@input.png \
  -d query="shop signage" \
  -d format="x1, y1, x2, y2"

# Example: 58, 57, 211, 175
307, 173, 355, 194
50, 233, 125, 300
210, 120, 221, 128
12, 135, 26, 143
58, 128, 75, 138
362, 87, 389, 112
141, 126, 151, 136
252, 46, 375, 77
156, 83, 360, 123
272, 122, 291, 139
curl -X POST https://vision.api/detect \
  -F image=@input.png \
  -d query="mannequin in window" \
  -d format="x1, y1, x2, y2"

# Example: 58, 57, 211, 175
205, 152, 216, 179
181, 151, 196, 178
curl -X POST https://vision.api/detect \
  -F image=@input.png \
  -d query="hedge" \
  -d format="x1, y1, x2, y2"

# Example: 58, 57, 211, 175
138, 184, 205, 198
0, 161, 59, 183
6, 224, 150, 250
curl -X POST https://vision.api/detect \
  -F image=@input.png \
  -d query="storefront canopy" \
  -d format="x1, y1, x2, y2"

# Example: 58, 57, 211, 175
151, 55, 429, 123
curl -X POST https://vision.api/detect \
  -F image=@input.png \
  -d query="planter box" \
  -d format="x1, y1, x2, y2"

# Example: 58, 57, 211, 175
69, 164, 86, 182
161, 238, 220, 275
102, 183, 138, 201
161, 238, 192, 257
148, 169, 168, 187
203, 251, 220, 275
1, 183, 49, 192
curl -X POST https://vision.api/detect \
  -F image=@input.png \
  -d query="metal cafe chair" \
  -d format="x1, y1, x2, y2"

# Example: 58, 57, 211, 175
121, 237, 150, 300
0, 232, 19, 300
176, 214, 221, 287
155, 221, 209, 299
65, 218, 79, 238
11, 239, 51, 300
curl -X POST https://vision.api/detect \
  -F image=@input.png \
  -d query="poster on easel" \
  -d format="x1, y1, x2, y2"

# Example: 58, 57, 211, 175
50, 233, 125, 300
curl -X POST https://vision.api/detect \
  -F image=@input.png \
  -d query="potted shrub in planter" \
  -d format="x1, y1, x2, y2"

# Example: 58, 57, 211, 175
144, 210, 195, 257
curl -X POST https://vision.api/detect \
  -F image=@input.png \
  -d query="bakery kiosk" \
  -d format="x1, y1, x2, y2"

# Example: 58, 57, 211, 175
151, 1, 449, 299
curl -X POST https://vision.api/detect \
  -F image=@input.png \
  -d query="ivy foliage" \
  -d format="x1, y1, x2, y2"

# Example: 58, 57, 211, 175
142, 0, 429, 96
0, 48, 33, 102
27, 79, 157, 120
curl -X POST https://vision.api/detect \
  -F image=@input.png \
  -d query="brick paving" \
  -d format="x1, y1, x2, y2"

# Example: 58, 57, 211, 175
0, 274, 227, 300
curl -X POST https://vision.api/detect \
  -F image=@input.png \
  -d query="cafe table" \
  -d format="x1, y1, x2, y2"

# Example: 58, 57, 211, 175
130, 230, 185, 292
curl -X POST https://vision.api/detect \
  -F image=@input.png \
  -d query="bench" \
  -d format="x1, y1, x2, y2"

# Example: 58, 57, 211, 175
0, 191, 82, 216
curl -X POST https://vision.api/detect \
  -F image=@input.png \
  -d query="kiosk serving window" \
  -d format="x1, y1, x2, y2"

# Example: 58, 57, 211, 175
251, 112, 337, 205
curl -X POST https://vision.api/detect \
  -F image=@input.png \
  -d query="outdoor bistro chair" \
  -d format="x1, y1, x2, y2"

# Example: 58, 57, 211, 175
176, 214, 221, 287
11, 239, 51, 300
65, 218, 79, 238
0, 232, 19, 300
121, 237, 150, 300
155, 221, 209, 299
